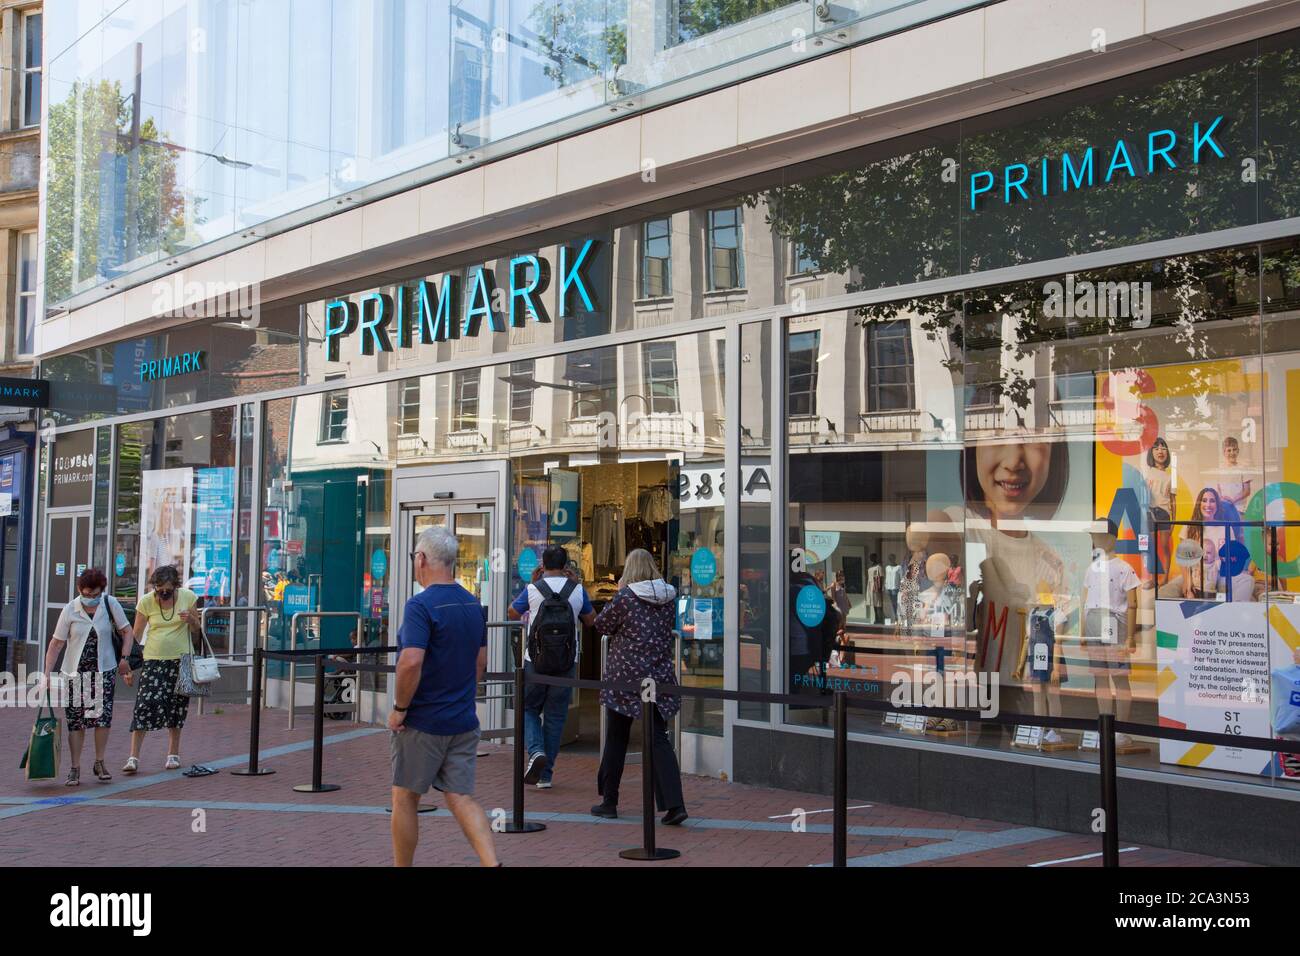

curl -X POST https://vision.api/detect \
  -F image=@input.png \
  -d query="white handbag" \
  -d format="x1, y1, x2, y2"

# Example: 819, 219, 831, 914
181, 630, 221, 689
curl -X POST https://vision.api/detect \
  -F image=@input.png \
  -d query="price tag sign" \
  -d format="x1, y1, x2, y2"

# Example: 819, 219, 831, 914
1101, 615, 1117, 645
1081, 731, 1100, 751
1032, 642, 1049, 673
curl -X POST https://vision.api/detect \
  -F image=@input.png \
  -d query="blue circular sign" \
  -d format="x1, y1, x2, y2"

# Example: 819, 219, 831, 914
371, 548, 388, 581
517, 548, 539, 580
114, 553, 126, 576
796, 584, 826, 628
267, 548, 282, 574
690, 548, 717, 587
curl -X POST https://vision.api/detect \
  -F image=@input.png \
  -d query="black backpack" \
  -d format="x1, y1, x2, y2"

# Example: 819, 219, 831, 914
527, 578, 578, 676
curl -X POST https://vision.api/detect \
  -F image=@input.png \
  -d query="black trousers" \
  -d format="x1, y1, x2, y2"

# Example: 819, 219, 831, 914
597, 707, 685, 812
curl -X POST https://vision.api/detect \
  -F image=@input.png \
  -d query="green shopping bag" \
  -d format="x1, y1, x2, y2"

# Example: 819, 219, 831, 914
18, 704, 60, 781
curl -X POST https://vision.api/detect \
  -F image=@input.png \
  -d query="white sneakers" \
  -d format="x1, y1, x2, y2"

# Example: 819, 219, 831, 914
122, 756, 139, 774
165, 754, 181, 770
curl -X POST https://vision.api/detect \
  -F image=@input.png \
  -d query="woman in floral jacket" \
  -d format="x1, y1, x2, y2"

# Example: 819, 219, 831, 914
590, 549, 687, 825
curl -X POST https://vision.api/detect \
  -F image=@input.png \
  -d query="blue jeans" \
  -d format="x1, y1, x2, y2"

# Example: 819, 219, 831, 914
523, 661, 574, 781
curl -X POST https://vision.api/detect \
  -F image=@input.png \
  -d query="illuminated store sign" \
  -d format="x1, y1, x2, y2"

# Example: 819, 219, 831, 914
969, 115, 1227, 210
323, 239, 600, 361
139, 350, 205, 382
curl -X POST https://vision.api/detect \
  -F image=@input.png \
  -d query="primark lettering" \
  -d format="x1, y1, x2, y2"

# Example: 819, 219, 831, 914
969, 115, 1227, 210
322, 240, 600, 361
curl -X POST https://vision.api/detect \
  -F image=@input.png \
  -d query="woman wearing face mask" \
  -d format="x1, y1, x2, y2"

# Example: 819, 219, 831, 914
122, 565, 202, 773
43, 568, 133, 786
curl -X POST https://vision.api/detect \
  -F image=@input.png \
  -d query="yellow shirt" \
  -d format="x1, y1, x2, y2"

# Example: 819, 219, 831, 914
137, 588, 198, 661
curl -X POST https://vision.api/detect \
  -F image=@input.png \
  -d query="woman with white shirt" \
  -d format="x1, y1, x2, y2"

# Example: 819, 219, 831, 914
42, 568, 133, 786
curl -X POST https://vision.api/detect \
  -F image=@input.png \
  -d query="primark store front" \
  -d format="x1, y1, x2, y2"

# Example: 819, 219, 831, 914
33, 24, 1300, 862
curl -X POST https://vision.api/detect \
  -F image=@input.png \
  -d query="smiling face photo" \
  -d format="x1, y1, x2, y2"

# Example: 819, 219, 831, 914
973, 440, 1052, 520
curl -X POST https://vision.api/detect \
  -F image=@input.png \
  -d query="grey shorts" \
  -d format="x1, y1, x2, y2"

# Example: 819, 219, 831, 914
391, 726, 479, 795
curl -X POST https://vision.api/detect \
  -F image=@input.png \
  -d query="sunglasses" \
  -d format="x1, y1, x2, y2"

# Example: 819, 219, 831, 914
156, 589, 175, 599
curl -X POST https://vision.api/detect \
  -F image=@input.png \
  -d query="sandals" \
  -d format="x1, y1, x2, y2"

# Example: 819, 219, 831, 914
122, 756, 139, 775
92, 760, 112, 782
165, 754, 181, 770
64, 766, 80, 787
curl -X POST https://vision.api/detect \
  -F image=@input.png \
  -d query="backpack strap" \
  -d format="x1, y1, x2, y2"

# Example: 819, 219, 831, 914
534, 579, 555, 599
558, 578, 578, 601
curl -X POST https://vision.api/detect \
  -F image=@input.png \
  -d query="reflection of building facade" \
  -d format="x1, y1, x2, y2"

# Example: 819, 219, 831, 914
31, 3, 1300, 863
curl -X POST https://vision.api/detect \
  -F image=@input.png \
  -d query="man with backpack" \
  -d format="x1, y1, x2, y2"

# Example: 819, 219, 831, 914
508, 545, 596, 788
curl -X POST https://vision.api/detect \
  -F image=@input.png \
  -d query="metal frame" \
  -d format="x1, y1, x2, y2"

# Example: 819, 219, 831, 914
284, 610, 362, 729
195, 605, 270, 715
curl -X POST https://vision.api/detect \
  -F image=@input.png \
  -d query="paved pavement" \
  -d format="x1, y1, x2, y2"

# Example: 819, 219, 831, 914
1, 703, 1247, 867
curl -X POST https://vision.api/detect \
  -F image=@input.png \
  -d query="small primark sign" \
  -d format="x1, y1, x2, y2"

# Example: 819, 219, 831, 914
139, 350, 205, 382
0, 376, 48, 408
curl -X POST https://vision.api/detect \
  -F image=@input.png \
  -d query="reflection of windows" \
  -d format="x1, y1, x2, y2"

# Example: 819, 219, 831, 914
453, 370, 479, 431
867, 321, 915, 411
16, 231, 35, 355
21, 12, 41, 129
707, 208, 744, 290
788, 331, 819, 417
319, 378, 348, 442
790, 241, 819, 276
509, 361, 534, 424
641, 218, 672, 297
642, 342, 680, 414
399, 378, 420, 435
676, 0, 790, 44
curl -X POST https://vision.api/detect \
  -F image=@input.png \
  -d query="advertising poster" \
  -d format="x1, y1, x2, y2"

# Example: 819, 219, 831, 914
138, 468, 193, 595
192, 467, 234, 600
1154, 599, 1272, 774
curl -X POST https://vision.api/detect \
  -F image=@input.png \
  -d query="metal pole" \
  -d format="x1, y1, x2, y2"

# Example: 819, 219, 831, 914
1099, 712, 1119, 867
504, 649, 544, 833
231, 645, 274, 776
293, 654, 340, 793
619, 698, 679, 861
833, 691, 847, 868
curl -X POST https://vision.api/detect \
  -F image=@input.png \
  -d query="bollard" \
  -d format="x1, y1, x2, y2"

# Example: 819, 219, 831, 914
1099, 712, 1119, 868
619, 698, 680, 861
504, 658, 545, 833
293, 654, 341, 794
232, 645, 275, 776
833, 691, 847, 868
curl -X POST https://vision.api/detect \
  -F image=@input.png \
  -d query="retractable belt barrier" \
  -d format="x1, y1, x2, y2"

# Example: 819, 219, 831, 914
224, 624, 1298, 867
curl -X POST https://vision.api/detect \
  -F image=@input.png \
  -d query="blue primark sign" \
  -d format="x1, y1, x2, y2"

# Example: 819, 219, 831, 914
323, 239, 601, 361
969, 115, 1227, 211
140, 350, 205, 382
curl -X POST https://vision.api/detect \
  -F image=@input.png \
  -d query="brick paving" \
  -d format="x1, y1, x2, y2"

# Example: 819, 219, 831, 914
1, 703, 1249, 867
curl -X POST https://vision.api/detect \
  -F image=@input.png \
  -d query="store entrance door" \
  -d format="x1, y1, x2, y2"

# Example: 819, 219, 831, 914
391, 463, 509, 736
41, 510, 91, 664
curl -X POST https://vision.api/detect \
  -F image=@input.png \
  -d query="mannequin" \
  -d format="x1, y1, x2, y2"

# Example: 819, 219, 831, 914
884, 553, 901, 624
917, 553, 961, 732
866, 553, 883, 625
1079, 522, 1143, 751
1013, 606, 1068, 747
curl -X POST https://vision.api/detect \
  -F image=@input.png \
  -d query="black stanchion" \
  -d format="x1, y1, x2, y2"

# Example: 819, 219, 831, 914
1099, 711, 1119, 868
504, 657, 544, 833
833, 691, 847, 868
293, 654, 341, 794
231, 645, 274, 777
619, 698, 680, 861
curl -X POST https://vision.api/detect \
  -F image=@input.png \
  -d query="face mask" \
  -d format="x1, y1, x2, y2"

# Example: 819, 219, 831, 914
81, 595, 103, 608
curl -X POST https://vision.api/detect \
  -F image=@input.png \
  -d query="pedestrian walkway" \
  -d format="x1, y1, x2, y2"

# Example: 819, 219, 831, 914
1, 705, 1246, 867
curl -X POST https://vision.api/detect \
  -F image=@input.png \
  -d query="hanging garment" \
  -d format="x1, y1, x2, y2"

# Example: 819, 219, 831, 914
592, 504, 627, 567
638, 485, 675, 525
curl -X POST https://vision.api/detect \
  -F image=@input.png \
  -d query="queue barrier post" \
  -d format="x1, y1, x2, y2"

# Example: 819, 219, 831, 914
231, 645, 275, 777
293, 653, 341, 794
504, 630, 545, 834
1099, 711, 1119, 868
619, 697, 679, 861
833, 690, 847, 868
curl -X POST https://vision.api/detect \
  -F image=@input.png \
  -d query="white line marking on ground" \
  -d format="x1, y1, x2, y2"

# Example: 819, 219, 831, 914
768, 805, 872, 819
1028, 847, 1139, 867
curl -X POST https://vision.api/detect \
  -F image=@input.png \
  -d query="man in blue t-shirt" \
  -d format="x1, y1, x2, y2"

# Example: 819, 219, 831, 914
389, 526, 498, 867
508, 545, 595, 788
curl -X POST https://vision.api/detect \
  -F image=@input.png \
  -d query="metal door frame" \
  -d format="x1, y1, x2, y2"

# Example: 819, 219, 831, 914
39, 505, 93, 665
391, 460, 509, 732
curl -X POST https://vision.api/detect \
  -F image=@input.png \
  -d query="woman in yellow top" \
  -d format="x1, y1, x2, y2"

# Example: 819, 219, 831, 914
119, 565, 202, 773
